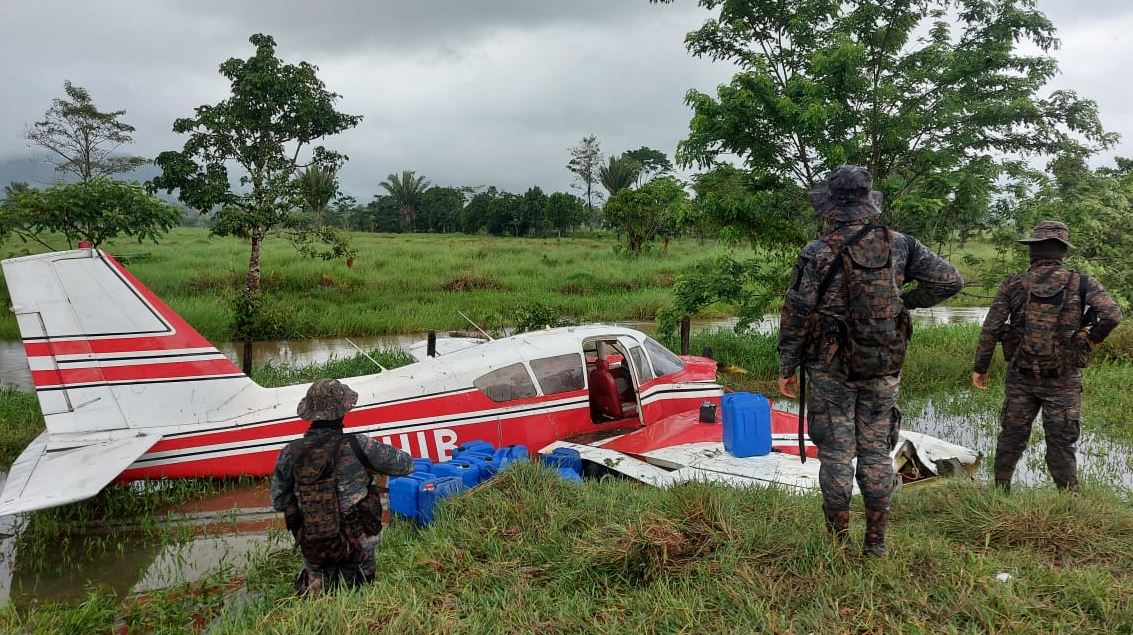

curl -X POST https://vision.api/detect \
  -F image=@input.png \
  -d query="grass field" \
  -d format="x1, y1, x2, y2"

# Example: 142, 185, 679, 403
0, 228, 994, 341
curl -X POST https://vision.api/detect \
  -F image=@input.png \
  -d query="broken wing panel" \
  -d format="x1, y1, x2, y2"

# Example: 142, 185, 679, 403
0, 432, 160, 516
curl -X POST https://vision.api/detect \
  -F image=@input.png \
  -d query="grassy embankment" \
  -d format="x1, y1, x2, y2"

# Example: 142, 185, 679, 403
0, 228, 992, 341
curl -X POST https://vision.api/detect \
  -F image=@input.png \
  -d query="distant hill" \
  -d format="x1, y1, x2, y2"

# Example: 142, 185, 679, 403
0, 154, 171, 200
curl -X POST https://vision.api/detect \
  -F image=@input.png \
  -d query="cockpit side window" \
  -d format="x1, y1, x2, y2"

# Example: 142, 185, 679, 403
628, 345, 654, 382
643, 338, 685, 377
530, 353, 586, 395
473, 363, 538, 402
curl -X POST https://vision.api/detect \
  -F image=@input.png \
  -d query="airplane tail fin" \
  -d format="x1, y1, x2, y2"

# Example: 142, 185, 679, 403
3, 248, 254, 436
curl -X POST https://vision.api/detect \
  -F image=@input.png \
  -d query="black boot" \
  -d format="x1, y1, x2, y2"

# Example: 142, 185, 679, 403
993, 473, 1012, 493
863, 509, 889, 558
823, 507, 849, 545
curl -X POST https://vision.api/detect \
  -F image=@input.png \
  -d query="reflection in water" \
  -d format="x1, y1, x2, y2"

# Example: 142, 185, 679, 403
904, 398, 1133, 491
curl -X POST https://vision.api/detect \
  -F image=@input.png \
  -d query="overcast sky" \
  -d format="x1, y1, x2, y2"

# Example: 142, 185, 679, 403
1, 0, 1131, 198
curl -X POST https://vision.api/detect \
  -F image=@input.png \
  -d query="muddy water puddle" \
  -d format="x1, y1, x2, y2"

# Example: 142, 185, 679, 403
0, 478, 288, 605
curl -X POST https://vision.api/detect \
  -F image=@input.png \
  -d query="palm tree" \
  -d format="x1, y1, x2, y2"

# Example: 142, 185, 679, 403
295, 166, 338, 227
378, 170, 431, 231
600, 156, 640, 197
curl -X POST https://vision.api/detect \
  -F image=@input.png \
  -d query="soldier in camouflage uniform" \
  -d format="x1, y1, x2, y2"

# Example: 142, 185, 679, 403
272, 378, 413, 595
972, 221, 1121, 491
778, 165, 963, 556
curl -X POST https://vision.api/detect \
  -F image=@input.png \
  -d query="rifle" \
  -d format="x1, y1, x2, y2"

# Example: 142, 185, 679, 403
798, 367, 807, 464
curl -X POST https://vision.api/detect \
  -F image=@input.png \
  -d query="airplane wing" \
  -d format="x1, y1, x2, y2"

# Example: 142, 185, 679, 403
0, 431, 160, 516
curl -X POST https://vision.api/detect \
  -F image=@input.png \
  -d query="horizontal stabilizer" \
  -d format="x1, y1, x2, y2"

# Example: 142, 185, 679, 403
0, 431, 159, 516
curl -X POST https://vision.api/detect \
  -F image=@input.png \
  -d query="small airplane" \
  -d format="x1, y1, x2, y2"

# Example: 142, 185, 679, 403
0, 247, 980, 516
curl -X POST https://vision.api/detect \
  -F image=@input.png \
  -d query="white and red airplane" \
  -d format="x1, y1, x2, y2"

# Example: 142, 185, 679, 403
0, 247, 979, 516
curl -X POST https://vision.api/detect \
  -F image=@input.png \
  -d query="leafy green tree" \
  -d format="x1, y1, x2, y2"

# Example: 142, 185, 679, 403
544, 192, 586, 236
603, 177, 690, 255
149, 34, 361, 373
600, 156, 640, 198
622, 146, 674, 186
2, 182, 30, 208
981, 154, 1133, 307
379, 170, 431, 231
1, 178, 177, 250
364, 196, 404, 233
325, 193, 360, 230
418, 186, 466, 233
517, 186, 548, 236
295, 165, 338, 228
654, 0, 1114, 249
567, 135, 603, 219
26, 81, 146, 182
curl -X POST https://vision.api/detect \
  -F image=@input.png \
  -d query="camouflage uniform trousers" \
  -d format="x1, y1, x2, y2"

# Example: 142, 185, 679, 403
994, 368, 1082, 490
297, 535, 379, 595
806, 365, 900, 514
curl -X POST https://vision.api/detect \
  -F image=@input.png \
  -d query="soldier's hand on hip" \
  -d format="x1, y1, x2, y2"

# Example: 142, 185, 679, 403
779, 375, 799, 399
971, 372, 989, 390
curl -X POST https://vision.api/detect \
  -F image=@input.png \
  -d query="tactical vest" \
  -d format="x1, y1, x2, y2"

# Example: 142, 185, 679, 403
815, 225, 911, 379
288, 433, 363, 566
1004, 269, 1087, 375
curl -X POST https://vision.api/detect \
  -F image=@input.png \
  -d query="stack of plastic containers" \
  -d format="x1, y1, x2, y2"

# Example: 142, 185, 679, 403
721, 392, 772, 458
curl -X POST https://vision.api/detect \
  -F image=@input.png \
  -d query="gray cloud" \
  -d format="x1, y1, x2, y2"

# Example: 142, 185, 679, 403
1, 0, 1130, 198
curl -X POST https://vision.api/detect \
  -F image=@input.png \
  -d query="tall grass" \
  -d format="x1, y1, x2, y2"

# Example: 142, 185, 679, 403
0, 229, 759, 340
6, 464, 1131, 633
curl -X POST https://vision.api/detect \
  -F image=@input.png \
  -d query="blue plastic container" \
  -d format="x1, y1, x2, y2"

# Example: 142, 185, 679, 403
389, 472, 438, 520
721, 392, 772, 458
453, 440, 495, 458
431, 459, 482, 488
412, 458, 434, 473
493, 444, 530, 467
459, 452, 499, 479
557, 467, 583, 483
418, 476, 468, 524
541, 447, 583, 476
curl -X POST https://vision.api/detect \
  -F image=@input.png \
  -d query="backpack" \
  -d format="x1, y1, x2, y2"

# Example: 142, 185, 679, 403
1007, 269, 1085, 374
815, 225, 911, 380
288, 433, 363, 566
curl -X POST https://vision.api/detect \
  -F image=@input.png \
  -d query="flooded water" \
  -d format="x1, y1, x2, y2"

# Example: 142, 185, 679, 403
0, 479, 286, 605
903, 397, 1133, 491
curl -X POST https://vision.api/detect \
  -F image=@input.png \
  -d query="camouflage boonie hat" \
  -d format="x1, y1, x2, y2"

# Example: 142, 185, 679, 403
808, 165, 884, 222
1017, 220, 1074, 249
297, 378, 359, 421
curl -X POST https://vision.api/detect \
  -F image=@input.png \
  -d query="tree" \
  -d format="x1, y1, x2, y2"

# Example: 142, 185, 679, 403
149, 34, 361, 373
379, 170, 431, 231
418, 186, 465, 233
2, 182, 30, 208
544, 192, 586, 236
600, 156, 641, 197
26, 81, 146, 182
567, 135, 603, 219
517, 186, 548, 236
603, 177, 690, 255
295, 165, 338, 228
622, 146, 674, 186
654, 0, 1114, 249
1, 178, 178, 250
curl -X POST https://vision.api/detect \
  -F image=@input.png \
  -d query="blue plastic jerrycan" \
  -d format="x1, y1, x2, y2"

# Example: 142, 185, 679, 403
453, 440, 495, 458
721, 392, 772, 458
493, 444, 530, 468
418, 475, 468, 524
412, 458, 434, 473
541, 447, 583, 476
557, 467, 583, 483
389, 472, 438, 520
431, 459, 482, 488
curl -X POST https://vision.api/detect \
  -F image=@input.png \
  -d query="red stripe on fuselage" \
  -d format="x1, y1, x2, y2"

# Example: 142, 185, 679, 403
32, 359, 240, 386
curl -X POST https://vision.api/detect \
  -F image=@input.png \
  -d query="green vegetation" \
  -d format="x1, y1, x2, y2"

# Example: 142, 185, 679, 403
3, 466, 1132, 633
0, 229, 762, 341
